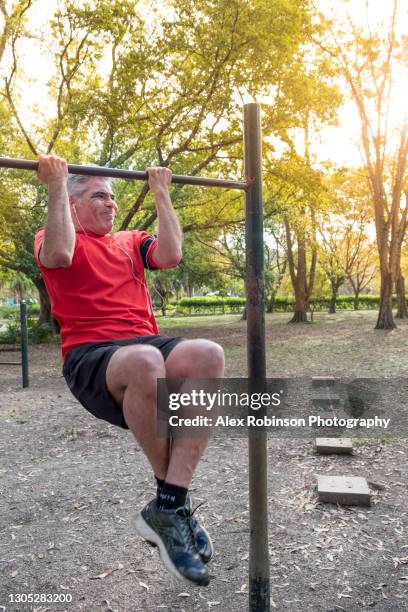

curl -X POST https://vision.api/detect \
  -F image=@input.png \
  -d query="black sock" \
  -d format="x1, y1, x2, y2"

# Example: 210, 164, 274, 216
155, 476, 165, 498
157, 482, 188, 511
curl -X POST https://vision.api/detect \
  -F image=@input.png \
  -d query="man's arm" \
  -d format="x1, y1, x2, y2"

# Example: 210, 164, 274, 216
37, 155, 76, 268
147, 167, 182, 268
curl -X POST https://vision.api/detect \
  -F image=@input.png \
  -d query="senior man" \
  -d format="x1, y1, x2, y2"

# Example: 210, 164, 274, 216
34, 155, 224, 586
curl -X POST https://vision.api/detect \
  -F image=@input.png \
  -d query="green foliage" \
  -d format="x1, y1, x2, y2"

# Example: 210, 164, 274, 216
312, 294, 379, 311
28, 322, 56, 343
0, 321, 57, 344
172, 294, 394, 315
0, 319, 21, 343
0, 0, 343, 324
0, 304, 55, 344
178, 296, 245, 314
0, 303, 40, 318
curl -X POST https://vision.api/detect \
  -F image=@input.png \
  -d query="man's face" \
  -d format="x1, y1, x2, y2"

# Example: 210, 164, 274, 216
70, 178, 118, 235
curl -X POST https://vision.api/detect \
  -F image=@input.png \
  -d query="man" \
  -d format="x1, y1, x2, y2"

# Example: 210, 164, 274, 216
34, 155, 225, 587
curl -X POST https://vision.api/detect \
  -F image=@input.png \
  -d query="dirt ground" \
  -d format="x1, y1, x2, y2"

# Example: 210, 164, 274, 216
1, 311, 408, 612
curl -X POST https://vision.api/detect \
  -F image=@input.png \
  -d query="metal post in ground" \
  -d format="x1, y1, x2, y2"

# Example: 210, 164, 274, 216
243, 102, 270, 611
20, 300, 29, 388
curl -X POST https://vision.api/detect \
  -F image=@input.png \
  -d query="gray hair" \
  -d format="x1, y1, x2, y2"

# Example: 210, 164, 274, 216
67, 174, 114, 198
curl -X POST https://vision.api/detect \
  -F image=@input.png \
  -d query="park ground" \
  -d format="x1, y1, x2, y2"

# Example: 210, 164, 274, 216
1, 310, 408, 612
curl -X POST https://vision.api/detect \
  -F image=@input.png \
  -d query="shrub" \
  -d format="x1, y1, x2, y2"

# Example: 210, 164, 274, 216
29, 323, 56, 343
0, 320, 21, 344
177, 296, 245, 315
171, 294, 399, 315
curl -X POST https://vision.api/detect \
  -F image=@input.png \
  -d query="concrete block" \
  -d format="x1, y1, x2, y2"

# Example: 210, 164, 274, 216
315, 438, 353, 454
312, 391, 341, 409
316, 475, 371, 506
312, 376, 336, 387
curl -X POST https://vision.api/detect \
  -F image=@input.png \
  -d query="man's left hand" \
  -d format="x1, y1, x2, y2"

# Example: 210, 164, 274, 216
147, 167, 172, 194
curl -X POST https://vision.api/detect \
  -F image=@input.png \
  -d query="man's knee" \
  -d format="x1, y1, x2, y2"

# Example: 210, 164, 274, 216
108, 345, 165, 391
166, 339, 225, 377
201, 341, 224, 373
107, 345, 166, 407
123, 345, 165, 379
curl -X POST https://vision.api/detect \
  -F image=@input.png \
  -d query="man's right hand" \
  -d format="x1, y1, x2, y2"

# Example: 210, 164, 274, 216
37, 154, 68, 186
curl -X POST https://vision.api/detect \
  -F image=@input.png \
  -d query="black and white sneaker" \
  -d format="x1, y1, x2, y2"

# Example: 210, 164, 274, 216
135, 500, 209, 586
185, 493, 214, 564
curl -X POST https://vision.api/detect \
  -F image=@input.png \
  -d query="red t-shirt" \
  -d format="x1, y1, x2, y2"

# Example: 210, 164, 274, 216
34, 229, 161, 359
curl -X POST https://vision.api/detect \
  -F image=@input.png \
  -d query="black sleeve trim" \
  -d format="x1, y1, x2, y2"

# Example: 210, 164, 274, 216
140, 236, 158, 270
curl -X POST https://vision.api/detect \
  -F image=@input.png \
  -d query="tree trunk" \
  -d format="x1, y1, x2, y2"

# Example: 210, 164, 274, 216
329, 280, 338, 314
375, 272, 396, 329
182, 270, 193, 297
32, 276, 52, 324
353, 292, 360, 311
266, 292, 276, 313
289, 288, 309, 323
395, 273, 408, 319
284, 215, 315, 324
290, 309, 309, 323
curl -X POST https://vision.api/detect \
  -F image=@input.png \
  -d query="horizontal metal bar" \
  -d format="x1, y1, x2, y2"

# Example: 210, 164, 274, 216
0, 362, 21, 366
0, 348, 21, 352
0, 157, 248, 191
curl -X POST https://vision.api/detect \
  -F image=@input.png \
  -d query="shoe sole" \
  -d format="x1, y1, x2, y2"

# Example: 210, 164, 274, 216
134, 512, 210, 587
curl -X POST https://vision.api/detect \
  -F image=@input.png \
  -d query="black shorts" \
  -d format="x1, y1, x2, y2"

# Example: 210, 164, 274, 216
62, 335, 184, 429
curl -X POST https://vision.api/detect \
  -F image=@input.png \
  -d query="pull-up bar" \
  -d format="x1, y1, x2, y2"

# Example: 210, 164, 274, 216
0, 102, 270, 611
0, 157, 248, 191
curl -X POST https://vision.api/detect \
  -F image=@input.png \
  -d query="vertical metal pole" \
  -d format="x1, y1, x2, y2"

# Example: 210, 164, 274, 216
20, 300, 29, 388
244, 102, 270, 611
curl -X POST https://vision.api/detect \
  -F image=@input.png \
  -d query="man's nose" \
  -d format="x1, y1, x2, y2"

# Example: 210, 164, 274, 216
106, 197, 117, 209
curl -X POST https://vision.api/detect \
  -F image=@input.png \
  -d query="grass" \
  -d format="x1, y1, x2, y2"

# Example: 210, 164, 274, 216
157, 309, 408, 378
155, 313, 241, 329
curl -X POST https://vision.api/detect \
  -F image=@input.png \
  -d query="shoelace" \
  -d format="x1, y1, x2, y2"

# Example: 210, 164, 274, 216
176, 508, 197, 552
191, 501, 205, 515
187, 501, 206, 533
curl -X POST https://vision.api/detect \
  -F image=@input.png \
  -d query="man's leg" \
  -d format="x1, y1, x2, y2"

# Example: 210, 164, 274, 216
106, 339, 224, 585
105, 341, 211, 585
105, 339, 224, 486
154, 339, 224, 567
105, 344, 169, 479
163, 339, 225, 486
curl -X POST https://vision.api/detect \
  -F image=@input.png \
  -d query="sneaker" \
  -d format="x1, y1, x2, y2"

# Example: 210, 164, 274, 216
135, 500, 209, 586
185, 493, 214, 564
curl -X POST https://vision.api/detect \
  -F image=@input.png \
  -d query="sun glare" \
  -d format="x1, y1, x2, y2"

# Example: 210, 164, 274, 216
389, 73, 408, 125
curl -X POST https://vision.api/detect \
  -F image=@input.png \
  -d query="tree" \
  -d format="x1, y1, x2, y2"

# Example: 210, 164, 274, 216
0, 0, 323, 321
348, 245, 378, 310
314, 0, 408, 329
262, 48, 342, 322
271, 153, 330, 322
318, 237, 345, 314
394, 192, 408, 318
198, 223, 287, 312
264, 225, 287, 313
317, 167, 378, 313
0, 0, 33, 66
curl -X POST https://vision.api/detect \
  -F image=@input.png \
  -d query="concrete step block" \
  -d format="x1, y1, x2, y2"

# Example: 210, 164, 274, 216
315, 438, 353, 454
316, 475, 371, 506
312, 376, 336, 387
312, 391, 341, 408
